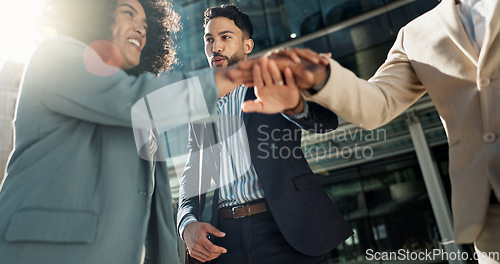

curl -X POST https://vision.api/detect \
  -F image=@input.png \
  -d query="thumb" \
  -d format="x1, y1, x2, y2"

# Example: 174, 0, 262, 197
319, 53, 332, 65
205, 224, 226, 238
241, 100, 263, 113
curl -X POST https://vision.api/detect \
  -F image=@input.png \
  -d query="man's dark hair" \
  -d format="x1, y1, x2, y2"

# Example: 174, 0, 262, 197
43, 0, 180, 75
203, 4, 253, 39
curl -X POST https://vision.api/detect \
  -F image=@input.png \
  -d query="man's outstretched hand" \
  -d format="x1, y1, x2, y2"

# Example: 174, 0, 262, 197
242, 56, 303, 114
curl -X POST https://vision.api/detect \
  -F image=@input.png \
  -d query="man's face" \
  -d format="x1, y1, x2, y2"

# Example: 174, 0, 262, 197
111, 0, 148, 70
204, 16, 254, 69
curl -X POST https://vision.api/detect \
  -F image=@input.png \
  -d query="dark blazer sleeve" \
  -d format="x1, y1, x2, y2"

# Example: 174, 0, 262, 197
244, 88, 338, 133
285, 101, 339, 133
177, 123, 204, 228
176, 122, 218, 229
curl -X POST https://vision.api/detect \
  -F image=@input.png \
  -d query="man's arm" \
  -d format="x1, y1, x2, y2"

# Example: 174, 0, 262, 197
302, 29, 425, 130
177, 122, 212, 231
244, 29, 425, 130
177, 122, 227, 263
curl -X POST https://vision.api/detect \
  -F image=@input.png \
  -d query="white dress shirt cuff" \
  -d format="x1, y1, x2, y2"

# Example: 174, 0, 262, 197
178, 214, 198, 240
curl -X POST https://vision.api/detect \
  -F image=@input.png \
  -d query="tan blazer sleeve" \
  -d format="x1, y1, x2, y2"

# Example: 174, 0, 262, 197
303, 28, 426, 130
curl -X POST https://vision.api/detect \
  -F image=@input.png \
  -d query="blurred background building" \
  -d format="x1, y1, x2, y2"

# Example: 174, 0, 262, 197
0, 0, 475, 263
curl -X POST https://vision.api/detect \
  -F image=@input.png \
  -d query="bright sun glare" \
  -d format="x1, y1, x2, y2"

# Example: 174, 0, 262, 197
0, 1, 46, 69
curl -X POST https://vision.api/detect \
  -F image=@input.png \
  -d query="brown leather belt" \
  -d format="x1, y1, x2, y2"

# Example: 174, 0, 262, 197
220, 202, 267, 219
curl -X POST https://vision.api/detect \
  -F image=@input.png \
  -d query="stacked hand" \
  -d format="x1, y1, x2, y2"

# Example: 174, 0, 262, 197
215, 47, 330, 114
243, 48, 330, 114
241, 56, 303, 114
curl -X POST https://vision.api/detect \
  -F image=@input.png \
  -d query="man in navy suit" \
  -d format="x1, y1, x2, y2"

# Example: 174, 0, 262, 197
177, 5, 352, 264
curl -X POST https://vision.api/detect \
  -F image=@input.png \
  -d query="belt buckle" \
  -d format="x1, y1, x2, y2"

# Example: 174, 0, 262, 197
231, 205, 245, 219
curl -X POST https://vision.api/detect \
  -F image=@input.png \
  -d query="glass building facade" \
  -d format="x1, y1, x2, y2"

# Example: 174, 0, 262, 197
167, 0, 476, 263
172, 0, 438, 76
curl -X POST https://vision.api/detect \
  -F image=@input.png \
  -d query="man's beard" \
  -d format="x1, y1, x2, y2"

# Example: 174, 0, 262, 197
227, 53, 244, 66
213, 51, 244, 67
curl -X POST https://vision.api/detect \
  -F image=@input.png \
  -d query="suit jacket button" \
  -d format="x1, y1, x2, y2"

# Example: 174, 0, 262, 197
480, 78, 490, 87
483, 132, 496, 143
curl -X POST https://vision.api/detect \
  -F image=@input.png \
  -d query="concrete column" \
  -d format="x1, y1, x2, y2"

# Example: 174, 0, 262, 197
407, 111, 465, 264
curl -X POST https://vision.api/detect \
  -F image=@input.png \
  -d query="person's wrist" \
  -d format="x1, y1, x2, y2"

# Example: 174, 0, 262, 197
284, 99, 309, 119
309, 64, 330, 95
180, 216, 198, 241
182, 221, 195, 241
283, 98, 304, 115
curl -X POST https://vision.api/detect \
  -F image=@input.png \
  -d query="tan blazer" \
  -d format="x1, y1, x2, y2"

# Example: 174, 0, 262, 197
304, 0, 500, 244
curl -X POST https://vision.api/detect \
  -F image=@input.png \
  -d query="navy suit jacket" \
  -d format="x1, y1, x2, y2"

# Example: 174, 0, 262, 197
177, 88, 353, 256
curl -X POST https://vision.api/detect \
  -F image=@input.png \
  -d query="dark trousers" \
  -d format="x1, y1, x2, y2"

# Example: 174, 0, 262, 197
212, 210, 327, 264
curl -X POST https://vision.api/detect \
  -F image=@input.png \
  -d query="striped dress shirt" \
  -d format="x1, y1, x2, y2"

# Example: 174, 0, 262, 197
178, 85, 309, 236
456, 0, 495, 53
179, 85, 264, 235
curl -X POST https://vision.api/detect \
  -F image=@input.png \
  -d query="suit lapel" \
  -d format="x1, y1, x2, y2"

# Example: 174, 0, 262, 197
435, 0, 479, 66
243, 87, 255, 125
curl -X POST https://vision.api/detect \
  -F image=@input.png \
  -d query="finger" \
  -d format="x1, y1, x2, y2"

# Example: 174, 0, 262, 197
286, 62, 306, 78
281, 48, 301, 63
259, 56, 273, 86
298, 48, 321, 64
319, 56, 329, 65
230, 59, 256, 80
297, 69, 315, 89
204, 248, 223, 262
268, 60, 283, 86
264, 48, 280, 57
253, 64, 264, 89
318, 52, 331, 65
190, 247, 211, 262
205, 224, 226, 238
269, 56, 295, 71
280, 48, 318, 64
193, 243, 213, 256
206, 253, 223, 262
227, 68, 252, 85
267, 49, 301, 64
242, 99, 263, 113
190, 252, 209, 263
286, 64, 315, 89
284, 67, 297, 88
199, 236, 227, 254
237, 59, 255, 70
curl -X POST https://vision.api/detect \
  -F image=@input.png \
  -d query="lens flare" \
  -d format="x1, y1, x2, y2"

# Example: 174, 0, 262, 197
0, 1, 46, 65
